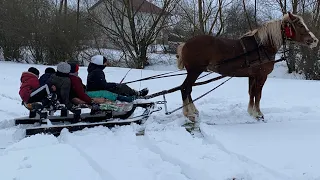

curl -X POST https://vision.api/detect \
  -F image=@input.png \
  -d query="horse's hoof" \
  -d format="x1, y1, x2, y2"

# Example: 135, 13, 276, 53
256, 115, 264, 121
247, 107, 254, 116
183, 108, 189, 117
187, 113, 199, 122
188, 116, 196, 122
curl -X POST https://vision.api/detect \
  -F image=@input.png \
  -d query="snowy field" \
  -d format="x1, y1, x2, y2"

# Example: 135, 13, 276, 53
0, 59, 320, 180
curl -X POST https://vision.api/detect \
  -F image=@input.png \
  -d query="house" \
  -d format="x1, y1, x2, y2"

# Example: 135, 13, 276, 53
89, 0, 169, 50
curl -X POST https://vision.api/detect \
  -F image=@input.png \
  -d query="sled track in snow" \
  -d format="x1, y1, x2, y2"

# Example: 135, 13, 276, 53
199, 124, 291, 180
0, 106, 23, 130
0, 93, 21, 102
138, 134, 209, 180
137, 122, 291, 180
0, 109, 21, 118
64, 141, 117, 180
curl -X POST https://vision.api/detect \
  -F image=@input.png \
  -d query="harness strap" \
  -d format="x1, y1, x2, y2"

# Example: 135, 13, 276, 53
253, 35, 262, 63
239, 38, 250, 67
281, 22, 289, 59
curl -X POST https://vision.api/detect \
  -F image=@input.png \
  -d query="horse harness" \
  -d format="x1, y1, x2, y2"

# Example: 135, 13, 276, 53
239, 35, 262, 74
237, 18, 298, 72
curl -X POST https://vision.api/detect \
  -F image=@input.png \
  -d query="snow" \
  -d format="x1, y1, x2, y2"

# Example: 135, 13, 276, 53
0, 57, 320, 180
203, 121, 320, 179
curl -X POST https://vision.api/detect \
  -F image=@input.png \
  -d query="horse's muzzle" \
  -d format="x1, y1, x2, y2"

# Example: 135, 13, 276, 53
306, 35, 319, 48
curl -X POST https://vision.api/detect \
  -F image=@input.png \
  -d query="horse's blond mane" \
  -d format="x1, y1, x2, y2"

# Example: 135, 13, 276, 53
242, 14, 295, 49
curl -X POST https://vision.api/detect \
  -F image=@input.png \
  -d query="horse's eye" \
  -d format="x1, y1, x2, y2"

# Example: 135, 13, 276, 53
297, 22, 304, 27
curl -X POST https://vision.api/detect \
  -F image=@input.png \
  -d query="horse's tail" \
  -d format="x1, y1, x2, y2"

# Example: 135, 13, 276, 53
176, 43, 185, 70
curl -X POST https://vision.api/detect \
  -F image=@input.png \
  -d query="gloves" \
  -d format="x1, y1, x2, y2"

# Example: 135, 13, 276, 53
91, 103, 100, 110
106, 82, 117, 89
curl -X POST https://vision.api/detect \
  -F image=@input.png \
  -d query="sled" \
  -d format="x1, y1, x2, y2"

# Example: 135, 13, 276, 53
15, 100, 162, 137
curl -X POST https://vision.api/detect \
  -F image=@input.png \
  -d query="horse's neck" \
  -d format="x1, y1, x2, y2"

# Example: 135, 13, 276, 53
255, 19, 284, 53
260, 36, 282, 56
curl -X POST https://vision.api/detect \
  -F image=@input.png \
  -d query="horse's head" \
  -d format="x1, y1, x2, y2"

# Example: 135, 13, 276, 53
282, 12, 318, 48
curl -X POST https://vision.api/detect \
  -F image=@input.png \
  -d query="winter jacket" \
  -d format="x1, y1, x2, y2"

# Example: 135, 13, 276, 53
19, 72, 40, 103
69, 74, 92, 104
47, 72, 73, 109
39, 73, 53, 86
86, 63, 117, 92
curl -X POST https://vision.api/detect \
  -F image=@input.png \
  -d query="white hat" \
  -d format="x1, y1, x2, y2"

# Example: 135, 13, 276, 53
91, 55, 106, 65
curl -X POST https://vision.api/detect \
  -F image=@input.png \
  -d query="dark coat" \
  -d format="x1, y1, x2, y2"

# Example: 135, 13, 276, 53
86, 63, 116, 91
19, 72, 40, 103
69, 74, 92, 104
47, 72, 73, 109
39, 73, 53, 87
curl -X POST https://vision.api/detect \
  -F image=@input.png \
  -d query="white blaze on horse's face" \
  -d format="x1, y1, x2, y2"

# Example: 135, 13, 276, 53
299, 18, 319, 48
285, 13, 319, 48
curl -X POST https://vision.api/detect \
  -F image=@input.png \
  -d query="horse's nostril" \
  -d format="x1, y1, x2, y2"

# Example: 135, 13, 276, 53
307, 39, 314, 43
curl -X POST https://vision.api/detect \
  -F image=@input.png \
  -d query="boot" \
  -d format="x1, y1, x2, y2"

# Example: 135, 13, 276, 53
116, 95, 135, 102
24, 102, 43, 111
137, 88, 149, 97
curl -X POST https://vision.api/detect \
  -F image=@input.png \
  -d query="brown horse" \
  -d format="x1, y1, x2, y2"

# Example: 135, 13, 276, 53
176, 12, 318, 121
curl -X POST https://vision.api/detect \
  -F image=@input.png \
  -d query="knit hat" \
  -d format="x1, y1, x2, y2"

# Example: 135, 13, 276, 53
68, 62, 79, 73
91, 55, 108, 65
45, 67, 56, 74
28, 67, 40, 76
57, 62, 71, 74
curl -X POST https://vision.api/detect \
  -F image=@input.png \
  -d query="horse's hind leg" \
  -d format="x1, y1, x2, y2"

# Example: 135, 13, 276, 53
248, 77, 255, 116
181, 71, 202, 121
189, 94, 199, 115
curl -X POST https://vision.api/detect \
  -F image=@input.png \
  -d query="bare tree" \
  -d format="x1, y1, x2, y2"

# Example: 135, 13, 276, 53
87, 0, 179, 68
222, 0, 261, 39
177, 0, 227, 36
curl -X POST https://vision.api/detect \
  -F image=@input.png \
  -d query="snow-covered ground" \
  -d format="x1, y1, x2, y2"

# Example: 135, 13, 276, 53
0, 59, 320, 180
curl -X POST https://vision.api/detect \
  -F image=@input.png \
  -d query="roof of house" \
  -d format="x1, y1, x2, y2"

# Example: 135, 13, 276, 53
90, 0, 163, 14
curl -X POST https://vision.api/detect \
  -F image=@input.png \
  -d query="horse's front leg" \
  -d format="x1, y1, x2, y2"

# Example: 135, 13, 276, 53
253, 75, 268, 120
247, 77, 255, 116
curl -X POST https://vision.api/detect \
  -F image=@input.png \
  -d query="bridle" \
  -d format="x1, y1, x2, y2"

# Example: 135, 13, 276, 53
281, 17, 299, 59
281, 18, 298, 41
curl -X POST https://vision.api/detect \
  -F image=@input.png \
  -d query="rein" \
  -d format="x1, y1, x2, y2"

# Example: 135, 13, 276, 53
122, 68, 214, 85
122, 70, 186, 84
119, 68, 132, 84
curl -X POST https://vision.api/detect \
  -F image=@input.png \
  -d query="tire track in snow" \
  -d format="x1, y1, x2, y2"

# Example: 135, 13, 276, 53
199, 123, 291, 180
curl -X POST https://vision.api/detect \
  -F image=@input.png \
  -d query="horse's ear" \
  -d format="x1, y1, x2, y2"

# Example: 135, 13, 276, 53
287, 11, 296, 20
